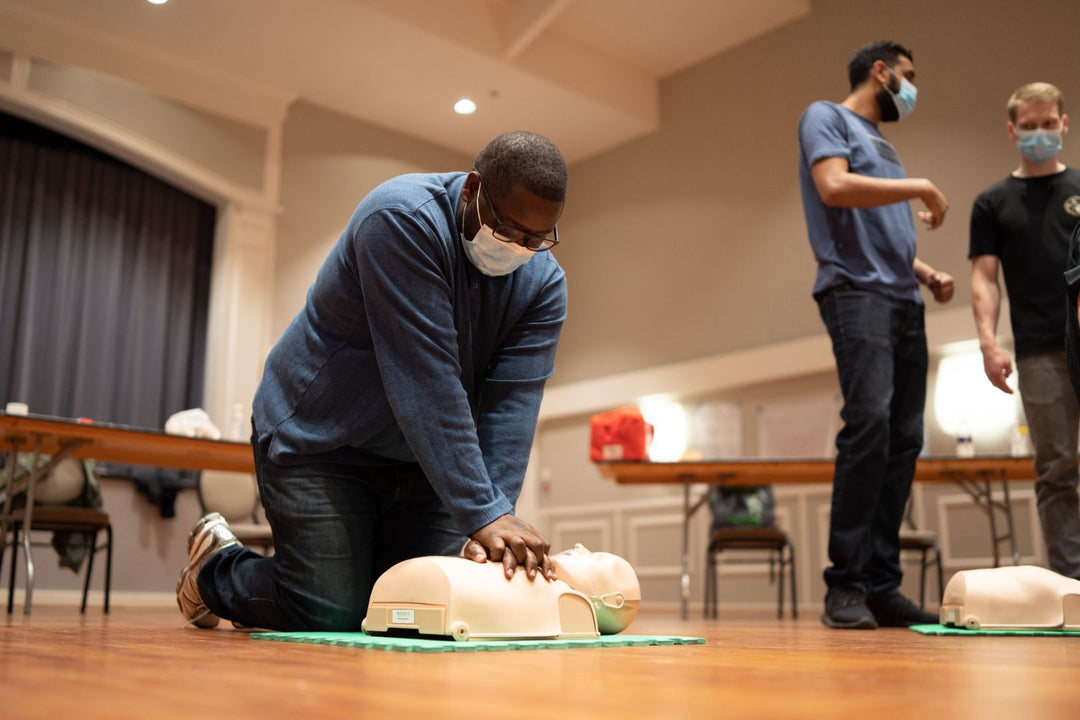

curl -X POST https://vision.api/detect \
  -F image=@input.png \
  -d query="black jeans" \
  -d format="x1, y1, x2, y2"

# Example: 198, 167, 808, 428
198, 432, 467, 631
818, 286, 927, 595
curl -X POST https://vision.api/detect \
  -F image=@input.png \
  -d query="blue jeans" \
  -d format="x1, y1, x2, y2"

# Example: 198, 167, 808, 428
1017, 351, 1080, 579
198, 431, 466, 631
818, 287, 927, 595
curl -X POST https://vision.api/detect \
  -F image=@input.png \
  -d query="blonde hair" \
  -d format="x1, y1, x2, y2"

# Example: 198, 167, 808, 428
1007, 82, 1065, 122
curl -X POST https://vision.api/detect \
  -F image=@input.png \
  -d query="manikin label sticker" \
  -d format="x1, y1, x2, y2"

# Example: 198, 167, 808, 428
391, 609, 415, 624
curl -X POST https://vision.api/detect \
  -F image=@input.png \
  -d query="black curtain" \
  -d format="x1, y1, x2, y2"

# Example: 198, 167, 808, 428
0, 110, 216, 514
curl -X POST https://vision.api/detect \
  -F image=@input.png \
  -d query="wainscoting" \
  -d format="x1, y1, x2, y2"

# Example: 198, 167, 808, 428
537, 480, 1044, 613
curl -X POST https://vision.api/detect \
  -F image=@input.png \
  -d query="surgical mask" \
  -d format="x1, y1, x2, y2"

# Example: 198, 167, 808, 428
876, 67, 917, 122
460, 191, 534, 277
1016, 127, 1062, 163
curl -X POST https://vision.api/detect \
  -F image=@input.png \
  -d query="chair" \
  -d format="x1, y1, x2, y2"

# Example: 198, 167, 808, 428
1, 457, 112, 614
5, 505, 112, 613
704, 525, 797, 619
196, 471, 273, 552
899, 501, 944, 610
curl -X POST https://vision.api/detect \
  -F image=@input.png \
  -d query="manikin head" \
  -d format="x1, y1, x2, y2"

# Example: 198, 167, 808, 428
551, 544, 641, 633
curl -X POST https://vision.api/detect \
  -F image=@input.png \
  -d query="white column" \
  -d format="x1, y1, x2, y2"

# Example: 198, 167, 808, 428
203, 202, 278, 436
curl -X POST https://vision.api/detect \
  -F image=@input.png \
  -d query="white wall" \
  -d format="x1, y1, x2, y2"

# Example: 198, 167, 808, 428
274, 102, 471, 338
551, 0, 1080, 385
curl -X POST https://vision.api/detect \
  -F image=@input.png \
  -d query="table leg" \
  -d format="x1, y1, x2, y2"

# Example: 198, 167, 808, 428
0, 437, 23, 579
20, 437, 43, 614
680, 476, 690, 620
998, 470, 1021, 565
948, 470, 1020, 568
678, 474, 723, 620
982, 474, 1001, 568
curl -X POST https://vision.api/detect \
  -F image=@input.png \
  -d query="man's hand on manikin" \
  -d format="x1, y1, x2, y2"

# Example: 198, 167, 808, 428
464, 514, 556, 582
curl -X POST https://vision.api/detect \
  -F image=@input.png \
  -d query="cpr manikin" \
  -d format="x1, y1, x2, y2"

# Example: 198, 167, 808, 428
361, 544, 641, 641
939, 565, 1080, 630
549, 543, 640, 634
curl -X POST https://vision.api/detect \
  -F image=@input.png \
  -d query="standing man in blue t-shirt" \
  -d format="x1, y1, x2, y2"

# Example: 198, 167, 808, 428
798, 41, 955, 629
970, 82, 1080, 580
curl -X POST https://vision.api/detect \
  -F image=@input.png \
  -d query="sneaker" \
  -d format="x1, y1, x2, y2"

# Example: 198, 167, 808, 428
176, 512, 239, 629
866, 590, 938, 627
821, 585, 878, 629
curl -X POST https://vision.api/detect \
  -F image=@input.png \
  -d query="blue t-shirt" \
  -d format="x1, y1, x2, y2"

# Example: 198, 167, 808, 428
798, 101, 920, 303
252, 172, 567, 535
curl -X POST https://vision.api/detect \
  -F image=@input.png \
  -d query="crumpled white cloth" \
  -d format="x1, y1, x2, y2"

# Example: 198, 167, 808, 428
165, 408, 222, 440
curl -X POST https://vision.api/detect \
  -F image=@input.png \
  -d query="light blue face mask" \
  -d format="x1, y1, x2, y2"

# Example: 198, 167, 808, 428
1016, 128, 1062, 163
885, 67, 918, 120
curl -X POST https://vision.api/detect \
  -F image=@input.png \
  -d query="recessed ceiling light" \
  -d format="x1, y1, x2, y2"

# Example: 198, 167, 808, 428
454, 98, 477, 115
147, 0, 168, 5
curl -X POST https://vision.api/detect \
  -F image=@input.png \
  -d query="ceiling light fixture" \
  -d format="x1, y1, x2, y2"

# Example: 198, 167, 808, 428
147, 0, 168, 5
454, 98, 477, 115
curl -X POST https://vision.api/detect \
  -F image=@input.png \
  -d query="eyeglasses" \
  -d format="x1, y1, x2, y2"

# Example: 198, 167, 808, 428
480, 182, 559, 252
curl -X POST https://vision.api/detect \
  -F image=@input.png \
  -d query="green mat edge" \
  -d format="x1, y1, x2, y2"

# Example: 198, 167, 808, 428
250, 631, 706, 653
910, 623, 1080, 637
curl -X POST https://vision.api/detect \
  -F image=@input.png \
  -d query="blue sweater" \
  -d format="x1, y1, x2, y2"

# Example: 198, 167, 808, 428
253, 172, 567, 535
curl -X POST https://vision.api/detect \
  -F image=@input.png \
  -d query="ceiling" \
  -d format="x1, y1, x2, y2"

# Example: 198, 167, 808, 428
0, 0, 811, 163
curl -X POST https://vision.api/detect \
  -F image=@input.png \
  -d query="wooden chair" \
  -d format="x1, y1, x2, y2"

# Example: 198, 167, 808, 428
704, 525, 797, 619
196, 471, 273, 553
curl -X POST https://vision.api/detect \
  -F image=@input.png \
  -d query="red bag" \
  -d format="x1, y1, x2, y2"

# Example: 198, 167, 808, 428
590, 406, 654, 462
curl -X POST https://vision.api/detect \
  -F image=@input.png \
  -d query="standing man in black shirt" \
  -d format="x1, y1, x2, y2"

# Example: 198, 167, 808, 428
970, 82, 1080, 579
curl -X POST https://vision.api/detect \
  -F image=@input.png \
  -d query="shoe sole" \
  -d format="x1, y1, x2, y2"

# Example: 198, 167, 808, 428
820, 612, 878, 630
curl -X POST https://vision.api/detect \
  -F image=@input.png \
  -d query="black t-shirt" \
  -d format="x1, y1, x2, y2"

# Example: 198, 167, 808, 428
1065, 221, 1080, 401
969, 167, 1080, 357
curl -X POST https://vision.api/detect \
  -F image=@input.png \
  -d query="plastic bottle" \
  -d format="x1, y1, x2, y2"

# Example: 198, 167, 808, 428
229, 403, 248, 441
955, 420, 975, 458
1010, 425, 1031, 457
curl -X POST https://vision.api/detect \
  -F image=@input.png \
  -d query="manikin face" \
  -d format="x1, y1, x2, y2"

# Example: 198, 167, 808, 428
550, 544, 641, 634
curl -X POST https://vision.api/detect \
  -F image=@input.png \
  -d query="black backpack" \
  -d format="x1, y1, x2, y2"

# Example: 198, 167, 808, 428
1065, 219, 1080, 401
708, 485, 776, 529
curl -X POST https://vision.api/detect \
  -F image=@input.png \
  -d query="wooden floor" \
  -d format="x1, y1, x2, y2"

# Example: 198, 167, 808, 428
2, 603, 1079, 719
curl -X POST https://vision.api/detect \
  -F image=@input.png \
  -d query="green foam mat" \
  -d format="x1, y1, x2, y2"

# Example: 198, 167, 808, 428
250, 631, 705, 653
911, 623, 1080, 637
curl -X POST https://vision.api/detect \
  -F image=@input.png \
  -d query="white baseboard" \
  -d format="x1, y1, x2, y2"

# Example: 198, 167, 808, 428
0, 588, 176, 608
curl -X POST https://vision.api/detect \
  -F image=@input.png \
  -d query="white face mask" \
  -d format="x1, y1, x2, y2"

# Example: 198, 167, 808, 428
460, 186, 535, 277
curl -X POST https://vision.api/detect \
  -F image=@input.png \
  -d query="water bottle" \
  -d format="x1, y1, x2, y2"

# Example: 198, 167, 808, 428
229, 403, 248, 441
1010, 425, 1031, 457
955, 420, 975, 458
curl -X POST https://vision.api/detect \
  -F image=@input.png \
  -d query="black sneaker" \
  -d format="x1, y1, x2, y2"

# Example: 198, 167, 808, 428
821, 586, 878, 629
866, 590, 938, 627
